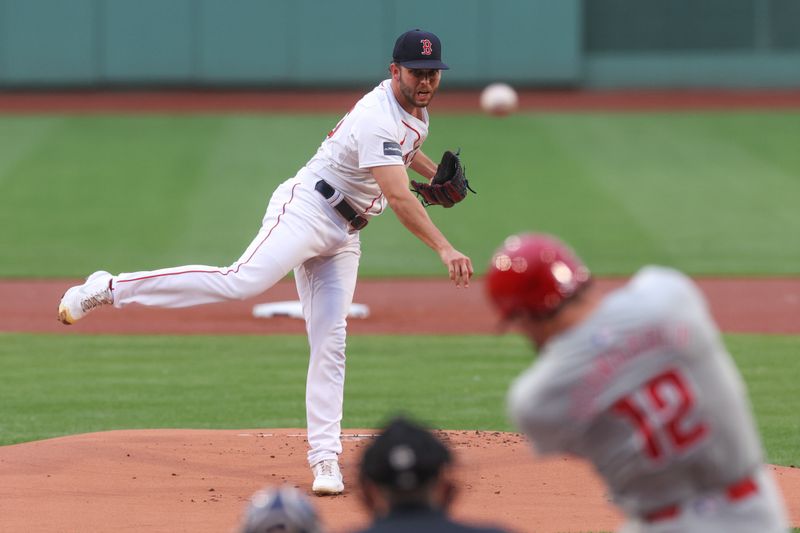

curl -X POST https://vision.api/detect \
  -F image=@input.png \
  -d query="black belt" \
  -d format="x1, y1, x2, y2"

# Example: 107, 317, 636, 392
314, 180, 368, 231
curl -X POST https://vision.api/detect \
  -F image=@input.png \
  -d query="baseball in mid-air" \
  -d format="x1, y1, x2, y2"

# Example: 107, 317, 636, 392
480, 82, 518, 116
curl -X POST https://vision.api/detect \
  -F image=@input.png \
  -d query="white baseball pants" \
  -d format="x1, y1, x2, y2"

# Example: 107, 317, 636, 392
113, 171, 361, 467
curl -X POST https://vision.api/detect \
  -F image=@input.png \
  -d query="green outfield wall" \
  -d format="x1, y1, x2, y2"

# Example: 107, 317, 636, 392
0, 0, 798, 89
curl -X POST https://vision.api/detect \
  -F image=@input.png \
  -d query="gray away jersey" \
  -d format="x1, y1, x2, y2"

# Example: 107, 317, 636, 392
507, 266, 764, 516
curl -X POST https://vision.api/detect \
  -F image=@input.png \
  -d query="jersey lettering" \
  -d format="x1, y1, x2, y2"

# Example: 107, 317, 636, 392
327, 115, 347, 138
612, 368, 708, 462
327, 107, 355, 138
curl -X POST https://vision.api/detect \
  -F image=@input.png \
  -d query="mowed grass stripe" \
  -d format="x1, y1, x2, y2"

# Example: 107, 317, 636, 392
170, 115, 337, 262
1, 117, 226, 272
725, 335, 800, 467
540, 113, 800, 273
0, 117, 63, 187
1, 332, 797, 468
0, 112, 799, 276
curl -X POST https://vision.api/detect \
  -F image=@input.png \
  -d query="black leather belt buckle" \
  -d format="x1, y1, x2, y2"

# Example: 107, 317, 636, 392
350, 215, 368, 230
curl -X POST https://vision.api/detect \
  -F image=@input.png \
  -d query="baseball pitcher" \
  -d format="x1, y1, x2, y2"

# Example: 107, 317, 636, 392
57, 29, 473, 496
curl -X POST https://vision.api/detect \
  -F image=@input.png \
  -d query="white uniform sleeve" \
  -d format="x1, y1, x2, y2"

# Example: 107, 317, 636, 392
353, 114, 405, 169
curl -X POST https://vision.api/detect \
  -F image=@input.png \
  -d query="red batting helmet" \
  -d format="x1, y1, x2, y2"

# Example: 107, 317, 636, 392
485, 233, 591, 320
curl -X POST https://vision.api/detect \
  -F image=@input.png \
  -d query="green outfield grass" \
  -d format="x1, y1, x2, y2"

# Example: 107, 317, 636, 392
1, 112, 799, 277
1, 332, 798, 468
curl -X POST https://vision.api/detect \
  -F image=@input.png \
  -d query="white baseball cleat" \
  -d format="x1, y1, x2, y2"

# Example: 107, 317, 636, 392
311, 459, 344, 495
58, 270, 114, 325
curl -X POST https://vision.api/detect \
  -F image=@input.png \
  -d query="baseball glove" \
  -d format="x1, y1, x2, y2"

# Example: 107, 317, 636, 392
410, 149, 475, 208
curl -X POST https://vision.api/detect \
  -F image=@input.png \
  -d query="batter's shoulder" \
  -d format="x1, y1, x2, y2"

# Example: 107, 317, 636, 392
628, 265, 707, 313
631, 265, 697, 292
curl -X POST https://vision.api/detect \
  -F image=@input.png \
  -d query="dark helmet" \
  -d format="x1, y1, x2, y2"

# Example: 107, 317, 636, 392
485, 233, 591, 320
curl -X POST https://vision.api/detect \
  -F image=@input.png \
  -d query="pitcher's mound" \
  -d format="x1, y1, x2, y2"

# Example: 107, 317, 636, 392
3, 429, 798, 532
0, 428, 624, 532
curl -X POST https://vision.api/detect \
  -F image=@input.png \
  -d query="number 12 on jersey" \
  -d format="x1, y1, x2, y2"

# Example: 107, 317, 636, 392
613, 368, 709, 462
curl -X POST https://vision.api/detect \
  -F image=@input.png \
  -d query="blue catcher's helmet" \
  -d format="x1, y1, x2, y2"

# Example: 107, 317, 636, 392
239, 485, 324, 533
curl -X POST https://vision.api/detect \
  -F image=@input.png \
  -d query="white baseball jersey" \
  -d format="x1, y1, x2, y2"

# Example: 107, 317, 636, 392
508, 267, 789, 532
305, 79, 429, 216
109, 79, 431, 470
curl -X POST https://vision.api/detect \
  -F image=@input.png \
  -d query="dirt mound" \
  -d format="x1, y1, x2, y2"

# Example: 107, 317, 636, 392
1, 429, 797, 532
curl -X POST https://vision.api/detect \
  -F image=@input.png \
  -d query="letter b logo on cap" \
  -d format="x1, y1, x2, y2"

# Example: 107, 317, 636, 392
420, 39, 433, 56
392, 30, 449, 70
